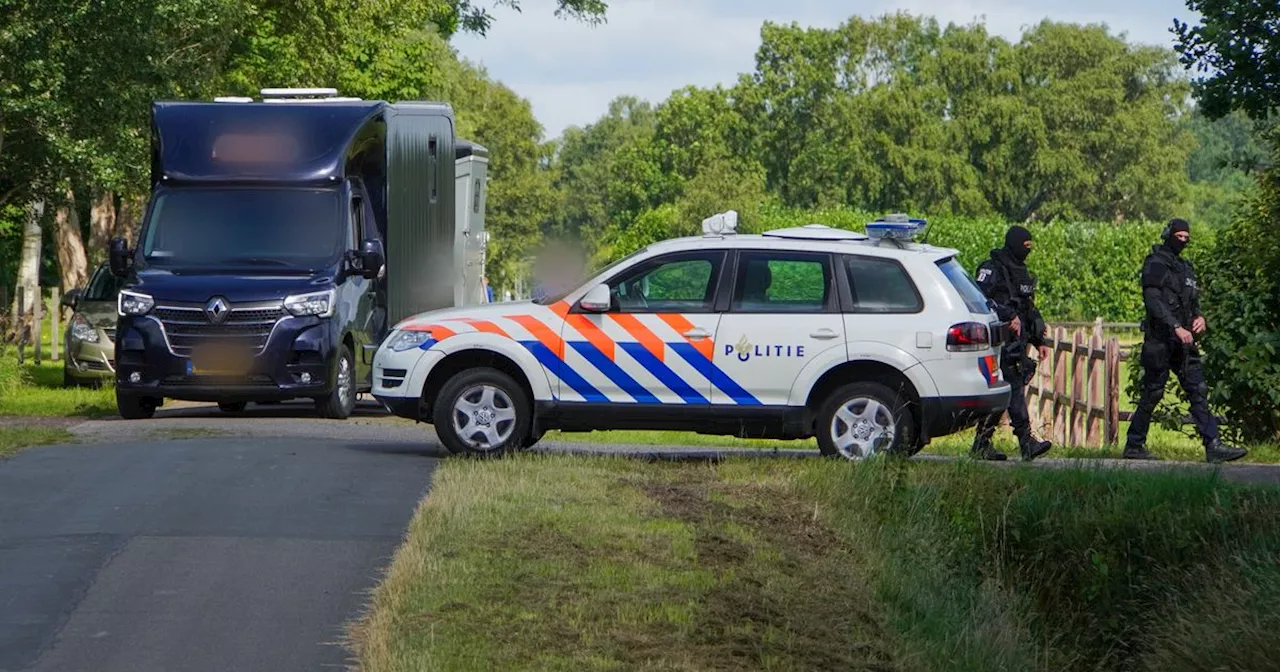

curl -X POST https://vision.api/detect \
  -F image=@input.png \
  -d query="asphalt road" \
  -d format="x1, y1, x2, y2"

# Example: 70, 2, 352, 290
0, 433, 440, 672
3, 399, 1279, 672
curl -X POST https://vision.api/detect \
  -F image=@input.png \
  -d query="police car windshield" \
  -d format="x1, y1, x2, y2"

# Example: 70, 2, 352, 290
937, 257, 991, 314
141, 188, 344, 269
532, 246, 649, 305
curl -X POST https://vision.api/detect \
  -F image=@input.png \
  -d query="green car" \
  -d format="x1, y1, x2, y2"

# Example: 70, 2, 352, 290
62, 264, 120, 387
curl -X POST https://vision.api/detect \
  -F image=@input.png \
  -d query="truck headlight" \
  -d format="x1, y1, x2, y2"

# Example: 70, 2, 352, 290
69, 314, 99, 343
118, 290, 154, 316
283, 289, 335, 318
388, 330, 436, 352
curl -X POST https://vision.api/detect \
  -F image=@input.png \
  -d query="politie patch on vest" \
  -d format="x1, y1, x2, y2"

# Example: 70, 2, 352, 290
976, 268, 992, 282
1186, 278, 1197, 289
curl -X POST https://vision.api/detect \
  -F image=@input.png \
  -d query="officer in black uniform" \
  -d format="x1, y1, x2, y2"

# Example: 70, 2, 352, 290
1124, 218, 1247, 463
970, 226, 1054, 461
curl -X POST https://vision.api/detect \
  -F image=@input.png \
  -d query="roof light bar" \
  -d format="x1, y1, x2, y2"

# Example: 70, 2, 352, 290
866, 213, 927, 241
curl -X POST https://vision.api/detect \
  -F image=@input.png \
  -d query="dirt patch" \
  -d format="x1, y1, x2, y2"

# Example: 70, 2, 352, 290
638, 472, 898, 671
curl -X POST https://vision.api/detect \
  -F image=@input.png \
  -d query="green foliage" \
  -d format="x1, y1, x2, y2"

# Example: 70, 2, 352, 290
1174, 0, 1280, 120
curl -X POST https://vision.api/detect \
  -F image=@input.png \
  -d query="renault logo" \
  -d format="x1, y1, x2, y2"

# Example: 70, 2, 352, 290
205, 297, 230, 324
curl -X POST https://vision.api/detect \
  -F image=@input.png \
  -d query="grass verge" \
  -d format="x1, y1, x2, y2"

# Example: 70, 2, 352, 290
0, 426, 76, 459
351, 456, 1280, 671
0, 353, 116, 417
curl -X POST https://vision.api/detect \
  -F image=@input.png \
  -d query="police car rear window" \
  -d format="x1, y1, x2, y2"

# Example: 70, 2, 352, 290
937, 258, 990, 314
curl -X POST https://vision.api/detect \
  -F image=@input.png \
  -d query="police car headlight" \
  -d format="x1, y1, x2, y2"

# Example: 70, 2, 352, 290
283, 289, 335, 318
69, 314, 99, 343
388, 330, 435, 352
118, 290, 154, 316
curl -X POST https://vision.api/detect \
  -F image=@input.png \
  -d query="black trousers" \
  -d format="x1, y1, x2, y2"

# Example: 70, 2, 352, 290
1126, 337, 1218, 448
974, 359, 1032, 445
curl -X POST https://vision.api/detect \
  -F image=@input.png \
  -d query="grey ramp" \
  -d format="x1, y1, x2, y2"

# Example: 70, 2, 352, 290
0, 438, 436, 672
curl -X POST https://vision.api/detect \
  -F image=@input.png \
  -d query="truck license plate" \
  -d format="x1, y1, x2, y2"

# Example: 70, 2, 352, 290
191, 344, 253, 376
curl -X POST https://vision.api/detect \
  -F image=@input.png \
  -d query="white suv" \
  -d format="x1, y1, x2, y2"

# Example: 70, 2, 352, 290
373, 213, 1011, 459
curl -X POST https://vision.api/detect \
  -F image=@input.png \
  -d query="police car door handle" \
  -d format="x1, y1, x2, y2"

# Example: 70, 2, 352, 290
683, 328, 711, 340
810, 328, 839, 340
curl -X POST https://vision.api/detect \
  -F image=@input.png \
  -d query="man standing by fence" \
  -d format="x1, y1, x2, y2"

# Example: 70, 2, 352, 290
1124, 219, 1247, 464
970, 226, 1054, 461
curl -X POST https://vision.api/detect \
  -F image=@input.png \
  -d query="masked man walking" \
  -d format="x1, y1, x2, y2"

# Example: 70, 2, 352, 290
1124, 219, 1247, 463
971, 226, 1054, 461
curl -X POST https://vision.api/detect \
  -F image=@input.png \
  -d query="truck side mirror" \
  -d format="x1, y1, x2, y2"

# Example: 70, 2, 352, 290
578, 284, 611, 313
359, 239, 384, 280
61, 288, 83, 310
108, 237, 131, 277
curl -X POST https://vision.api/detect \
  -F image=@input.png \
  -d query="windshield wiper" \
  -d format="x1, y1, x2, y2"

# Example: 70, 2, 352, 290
217, 256, 296, 267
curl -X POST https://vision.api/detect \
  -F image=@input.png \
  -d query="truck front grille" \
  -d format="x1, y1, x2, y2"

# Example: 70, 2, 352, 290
153, 301, 286, 356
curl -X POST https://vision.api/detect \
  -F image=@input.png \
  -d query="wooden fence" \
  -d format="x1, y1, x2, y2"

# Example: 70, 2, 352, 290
1, 286, 61, 365
1020, 318, 1125, 448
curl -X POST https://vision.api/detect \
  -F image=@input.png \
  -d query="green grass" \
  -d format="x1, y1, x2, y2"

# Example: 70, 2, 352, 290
0, 354, 116, 417
351, 455, 1280, 672
0, 426, 76, 458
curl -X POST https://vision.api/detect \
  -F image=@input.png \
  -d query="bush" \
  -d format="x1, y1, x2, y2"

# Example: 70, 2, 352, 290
687, 202, 1187, 322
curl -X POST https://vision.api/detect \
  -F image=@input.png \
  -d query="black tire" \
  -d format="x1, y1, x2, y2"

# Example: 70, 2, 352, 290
315, 345, 356, 419
117, 390, 159, 420
522, 430, 545, 449
63, 369, 77, 389
218, 402, 247, 413
815, 381, 917, 459
432, 368, 531, 458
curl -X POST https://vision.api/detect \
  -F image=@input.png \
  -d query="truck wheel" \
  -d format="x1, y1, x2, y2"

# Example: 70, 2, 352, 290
218, 402, 247, 413
117, 390, 159, 420
816, 381, 916, 460
432, 368, 531, 458
315, 345, 357, 419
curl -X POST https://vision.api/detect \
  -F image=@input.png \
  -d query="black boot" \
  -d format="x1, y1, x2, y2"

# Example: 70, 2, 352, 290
1121, 443, 1159, 460
1018, 433, 1052, 462
1205, 439, 1247, 464
970, 435, 1007, 461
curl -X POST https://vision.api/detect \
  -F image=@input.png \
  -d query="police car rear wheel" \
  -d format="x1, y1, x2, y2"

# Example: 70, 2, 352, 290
433, 368, 531, 458
817, 382, 915, 460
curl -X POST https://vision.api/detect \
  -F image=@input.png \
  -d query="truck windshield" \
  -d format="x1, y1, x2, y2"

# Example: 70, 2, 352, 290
142, 188, 344, 268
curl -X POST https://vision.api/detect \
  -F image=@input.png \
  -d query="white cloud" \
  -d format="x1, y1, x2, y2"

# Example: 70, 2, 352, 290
453, 0, 1198, 139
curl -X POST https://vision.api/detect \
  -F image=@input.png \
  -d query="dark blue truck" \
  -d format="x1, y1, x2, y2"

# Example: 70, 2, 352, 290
108, 88, 489, 419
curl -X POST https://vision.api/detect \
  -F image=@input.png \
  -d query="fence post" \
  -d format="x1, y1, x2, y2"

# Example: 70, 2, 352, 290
1070, 328, 1086, 446
1087, 328, 1104, 448
16, 288, 25, 365
1053, 326, 1069, 446
33, 287, 42, 365
51, 286, 60, 362
1105, 339, 1121, 445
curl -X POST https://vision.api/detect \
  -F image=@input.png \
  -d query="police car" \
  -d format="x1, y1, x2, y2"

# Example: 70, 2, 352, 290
372, 212, 1011, 459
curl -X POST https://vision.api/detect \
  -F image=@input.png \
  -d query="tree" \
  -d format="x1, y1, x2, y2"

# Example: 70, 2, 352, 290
436, 0, 607, 37
1174, 0, 1280, 120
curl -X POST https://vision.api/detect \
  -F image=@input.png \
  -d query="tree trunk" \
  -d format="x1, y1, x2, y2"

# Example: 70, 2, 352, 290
11, 200, 44, 320
115, 192, 145, 245
53, 188, 90, 293
88, 190, 116, 262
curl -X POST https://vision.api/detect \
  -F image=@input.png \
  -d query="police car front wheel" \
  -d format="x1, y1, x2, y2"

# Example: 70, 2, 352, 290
433, 368, 532, 457
816, 382, 916, 460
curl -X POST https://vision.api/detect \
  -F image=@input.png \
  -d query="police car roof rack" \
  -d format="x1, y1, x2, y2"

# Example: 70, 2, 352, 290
762, 223, 868, 241
259, 87, 363, 103
865, 214, 926, 249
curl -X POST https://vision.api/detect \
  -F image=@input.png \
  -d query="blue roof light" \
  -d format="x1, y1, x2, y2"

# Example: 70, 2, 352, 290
865, 213, 927, 241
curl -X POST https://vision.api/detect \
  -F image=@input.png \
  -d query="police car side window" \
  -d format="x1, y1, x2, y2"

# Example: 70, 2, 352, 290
608, 251, 723, 313
845, 256, 922, 313
730, 251, 833, 314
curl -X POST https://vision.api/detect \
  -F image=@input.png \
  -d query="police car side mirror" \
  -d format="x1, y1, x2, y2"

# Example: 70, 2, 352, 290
578, 284, 611, 313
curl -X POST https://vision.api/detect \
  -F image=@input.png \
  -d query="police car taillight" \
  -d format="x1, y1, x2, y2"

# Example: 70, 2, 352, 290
947, 322, 990, 352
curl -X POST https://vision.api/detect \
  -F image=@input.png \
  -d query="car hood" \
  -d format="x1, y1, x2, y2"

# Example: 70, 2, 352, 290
128, 268, 333, 304
78, 301, 119, 328
393, 301, 543, 330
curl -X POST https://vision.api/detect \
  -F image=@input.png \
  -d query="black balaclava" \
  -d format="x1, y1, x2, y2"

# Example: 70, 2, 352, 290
1164, 218, 1190, 256
1004, 225, 1033, 263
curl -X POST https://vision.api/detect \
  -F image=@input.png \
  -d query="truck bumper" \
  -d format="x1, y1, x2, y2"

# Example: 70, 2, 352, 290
919, 386, 1011, 441
113, 314, 339, 402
